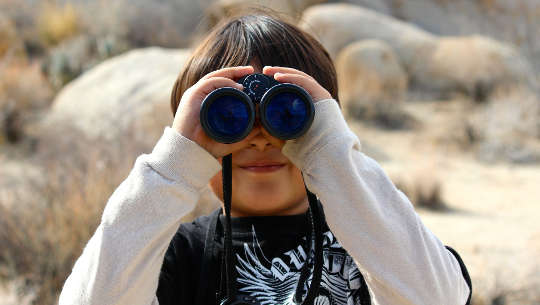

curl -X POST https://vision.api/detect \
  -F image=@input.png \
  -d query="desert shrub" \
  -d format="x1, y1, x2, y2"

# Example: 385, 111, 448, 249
392, 165, 448, 211
0, 60, 53, 144
0, 12, 22, 58
0, 124, 146, 304
42, 34, 130, 90
77, 0, 206, 48
36, 2, 81, 47
347, 102, 419, 130
468, 86, 540, 164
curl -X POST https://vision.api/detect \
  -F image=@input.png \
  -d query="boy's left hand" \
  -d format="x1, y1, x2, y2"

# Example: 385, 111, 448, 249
262, 66, 332, 103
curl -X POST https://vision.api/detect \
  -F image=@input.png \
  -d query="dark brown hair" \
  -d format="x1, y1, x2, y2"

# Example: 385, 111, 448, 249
170, 13, 339, 116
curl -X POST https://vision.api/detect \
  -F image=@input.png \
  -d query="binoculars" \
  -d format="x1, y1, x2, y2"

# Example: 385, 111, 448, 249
200, 73, 315, 144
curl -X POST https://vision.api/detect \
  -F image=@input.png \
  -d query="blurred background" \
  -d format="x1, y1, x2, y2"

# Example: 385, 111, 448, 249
0, 0, 539, 304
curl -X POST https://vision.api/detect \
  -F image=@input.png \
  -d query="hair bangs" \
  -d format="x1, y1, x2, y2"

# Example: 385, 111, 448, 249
171, 13, 338, 116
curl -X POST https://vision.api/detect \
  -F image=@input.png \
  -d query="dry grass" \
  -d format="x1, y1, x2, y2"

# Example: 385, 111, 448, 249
468, 86, 540, 163
0, 125, 145, 304
36, 2, 81, 47
469, 275, 540, 305
0, 60, 53, 144
395, 179, 447, 211
0, 13, 20, 58
477, 0, 500, 11
391, 163, 448, 211
0, 167, 111, 303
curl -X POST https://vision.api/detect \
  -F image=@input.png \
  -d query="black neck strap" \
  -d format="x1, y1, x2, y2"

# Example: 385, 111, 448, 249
222, 154, 236, 300
220, 154, 324, 305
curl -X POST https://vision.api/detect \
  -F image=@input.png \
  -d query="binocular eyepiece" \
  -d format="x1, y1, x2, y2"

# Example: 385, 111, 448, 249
200, 73, 315, 144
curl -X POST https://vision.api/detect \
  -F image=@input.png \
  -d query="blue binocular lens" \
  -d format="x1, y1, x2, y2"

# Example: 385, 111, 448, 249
261, 89, 312, 140
200, 74, 314, 143
200, 87, 254, 144
207, 95, 251, 138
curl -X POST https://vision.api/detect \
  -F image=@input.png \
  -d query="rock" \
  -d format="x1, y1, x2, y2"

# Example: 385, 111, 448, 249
33, 46, 221, 228
345, 0, 540, 76
299, 3, 438, 71
207, 0, 326, 24
381, 0, 473, 35
42, 47, 191, 145
80, 0, 207, 48
43, 34, 130, 90
423, 35, 532, 102
301, 4, 534, 101
335, 39, 416, 130
328, 0, 391, 15
336, 40, 407, 110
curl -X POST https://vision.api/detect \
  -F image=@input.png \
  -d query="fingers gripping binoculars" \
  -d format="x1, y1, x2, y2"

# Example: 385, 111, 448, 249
200, 73, 315, 143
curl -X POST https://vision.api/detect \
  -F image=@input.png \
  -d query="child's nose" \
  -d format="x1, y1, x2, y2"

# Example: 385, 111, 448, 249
248, 125, 272, 151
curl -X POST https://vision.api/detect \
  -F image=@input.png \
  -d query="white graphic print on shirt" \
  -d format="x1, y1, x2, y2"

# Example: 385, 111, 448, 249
235, 227, 366, 305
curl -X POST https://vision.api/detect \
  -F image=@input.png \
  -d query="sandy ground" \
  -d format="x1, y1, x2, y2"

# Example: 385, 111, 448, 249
350, 99, 540, 303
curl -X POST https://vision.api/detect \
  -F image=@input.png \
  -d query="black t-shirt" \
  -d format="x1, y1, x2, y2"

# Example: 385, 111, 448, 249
156, 209, 371, 305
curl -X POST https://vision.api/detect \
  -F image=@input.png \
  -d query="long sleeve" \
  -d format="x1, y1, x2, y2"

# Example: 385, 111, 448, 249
58, 127, 221, 305
282, 99, 471, 305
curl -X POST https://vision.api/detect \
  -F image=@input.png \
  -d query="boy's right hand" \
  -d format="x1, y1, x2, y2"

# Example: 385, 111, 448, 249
171, 66, 255, 159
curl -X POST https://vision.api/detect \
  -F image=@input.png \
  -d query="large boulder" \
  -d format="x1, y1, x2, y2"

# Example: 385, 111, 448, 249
330, 0, 391, 15
356, 0, 540, 74
423, 35, 532, 101
38, 47, 222, 222
335, 39, 413, 129
43, 34, 130, 90
336, 39, 407, 111
299, 3, 438, 72
80, 0, 207, 48
42, 47, 190, 144
301, 3, 534, 100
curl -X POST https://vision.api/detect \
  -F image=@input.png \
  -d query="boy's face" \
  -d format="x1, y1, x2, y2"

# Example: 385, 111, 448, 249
208, 63, 308, 217
208, 125, 308, 217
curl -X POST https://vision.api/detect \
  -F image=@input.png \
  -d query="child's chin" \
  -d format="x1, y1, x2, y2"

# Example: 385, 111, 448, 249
238, 164, 287, 174
233, 190, 305, 216
232, 202, 299, 217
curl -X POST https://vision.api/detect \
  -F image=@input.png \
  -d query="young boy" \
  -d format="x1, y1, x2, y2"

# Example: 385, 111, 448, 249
59, 14, 471, 305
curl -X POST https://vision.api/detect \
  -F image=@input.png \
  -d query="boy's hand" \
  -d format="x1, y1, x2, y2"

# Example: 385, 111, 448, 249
262, 66, 333, 102
172, 66, 255, 159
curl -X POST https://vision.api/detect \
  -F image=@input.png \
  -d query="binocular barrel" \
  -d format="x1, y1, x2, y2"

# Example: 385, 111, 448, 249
200, 73, 315, 144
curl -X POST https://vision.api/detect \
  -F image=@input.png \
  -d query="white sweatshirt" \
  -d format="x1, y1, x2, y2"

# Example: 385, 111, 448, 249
58, 99, 470, 305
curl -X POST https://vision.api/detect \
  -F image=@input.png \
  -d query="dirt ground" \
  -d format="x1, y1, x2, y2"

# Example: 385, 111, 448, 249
350, 99, 540, 303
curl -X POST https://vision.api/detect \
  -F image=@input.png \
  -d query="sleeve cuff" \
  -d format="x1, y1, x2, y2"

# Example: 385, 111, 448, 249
282, 99, 360, 170
146, 127, 222, 190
